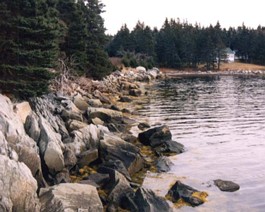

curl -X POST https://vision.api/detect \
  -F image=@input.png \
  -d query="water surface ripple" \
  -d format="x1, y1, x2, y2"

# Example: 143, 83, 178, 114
139, 76, 265, 211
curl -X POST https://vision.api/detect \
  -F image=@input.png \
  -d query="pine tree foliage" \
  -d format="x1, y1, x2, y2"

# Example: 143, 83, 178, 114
0, 0, 61, 98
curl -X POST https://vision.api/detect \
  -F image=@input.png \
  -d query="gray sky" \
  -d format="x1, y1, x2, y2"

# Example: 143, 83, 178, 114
101, 0, 265, 35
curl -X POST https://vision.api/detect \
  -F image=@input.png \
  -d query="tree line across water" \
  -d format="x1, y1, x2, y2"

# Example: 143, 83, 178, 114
1, 0, 265, 99
107, 19, 265, 71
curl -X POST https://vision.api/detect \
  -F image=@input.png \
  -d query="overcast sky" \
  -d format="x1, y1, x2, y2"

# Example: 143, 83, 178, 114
101, 0, 265, 35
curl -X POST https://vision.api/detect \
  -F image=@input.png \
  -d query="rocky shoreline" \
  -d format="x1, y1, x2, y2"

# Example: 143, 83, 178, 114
0, 67, 220, 211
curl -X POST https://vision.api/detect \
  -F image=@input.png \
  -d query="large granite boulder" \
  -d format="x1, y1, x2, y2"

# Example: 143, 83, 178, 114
39, 183, 103, 212
99, 134, 144, 176
0, 155, 40, 212
166, 181, 208, 207
138, 125, 184, 155
0, 94, 44, 185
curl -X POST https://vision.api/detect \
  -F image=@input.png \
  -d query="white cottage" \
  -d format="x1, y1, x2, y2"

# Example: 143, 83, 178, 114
224, 48, 235, 63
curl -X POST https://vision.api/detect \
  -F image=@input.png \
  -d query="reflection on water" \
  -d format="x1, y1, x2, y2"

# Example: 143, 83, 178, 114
138, 76, 265, 211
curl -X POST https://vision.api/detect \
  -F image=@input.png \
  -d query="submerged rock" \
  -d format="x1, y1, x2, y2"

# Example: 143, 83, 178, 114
214, 179, 240, 192
166, 181, 208, 207
39, 183, 103, 212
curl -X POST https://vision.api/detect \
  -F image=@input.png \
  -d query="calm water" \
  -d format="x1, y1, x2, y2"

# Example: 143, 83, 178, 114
138, 75, 265, 212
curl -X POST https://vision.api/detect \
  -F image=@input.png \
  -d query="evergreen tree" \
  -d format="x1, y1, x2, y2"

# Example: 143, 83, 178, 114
0, 0, 61, 98
81, 0, 112, 79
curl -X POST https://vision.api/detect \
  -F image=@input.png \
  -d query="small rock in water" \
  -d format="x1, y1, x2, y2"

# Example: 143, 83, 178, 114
214, 179, 240, 192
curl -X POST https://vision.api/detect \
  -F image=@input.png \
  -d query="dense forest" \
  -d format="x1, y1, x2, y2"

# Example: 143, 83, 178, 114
1, 0, 265, 99
0, 0, 112, 98
107, 19, 265, 70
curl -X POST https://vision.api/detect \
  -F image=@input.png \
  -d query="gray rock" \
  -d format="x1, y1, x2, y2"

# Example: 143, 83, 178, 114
73, 94, 89, 111
55, 169, 71, 184
0, 95, 44, 186
0, 155, 40, 212
156, 156, 173, 172
24, 112, 41, 142
39, 183, 103, 212
14, 101, 32, 124
214, 179, 240, 192
88, 99, 103, 107
77, 149, 99, 167
87, 107, 123, 122
134, 188, 171, 212
93, 90, 111, 104
85, 173, 110, 187
100, 134, 144, 176
61, 109, 83, 122
66, 119, 88, 132
63, 147, 77, 168
39, 116, 65, 173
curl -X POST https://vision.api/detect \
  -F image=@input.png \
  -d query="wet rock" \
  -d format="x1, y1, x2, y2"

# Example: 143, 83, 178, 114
154, 140, 184, 155
39, 183, 103, 212
105, 169, 134, 209
85, 173, 110, 187
134, 188, 171, 212
119, 96, 132, 102
0, 155, 40, 212
138, 125, 171, 146
110, 105, 120, 111
138, 122, 150, 130
100, 134, 144, 176
121, 108, 131, 113
166, 181, 208, 207
77, 148, 98, 167
129, 89, 142, 97
156, 156, 173, 172
214, 179, 240, 192
138, 125, 184, 155
98, 160, 131, 180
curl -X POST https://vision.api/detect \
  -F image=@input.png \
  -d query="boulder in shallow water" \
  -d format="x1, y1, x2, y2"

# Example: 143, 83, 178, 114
39, 183, 103, 212
138, 125, 184, 155
214, 179, 240, 192
166, 181, 208, 207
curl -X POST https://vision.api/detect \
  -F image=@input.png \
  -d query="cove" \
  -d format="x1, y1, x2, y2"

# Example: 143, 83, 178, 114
139, 75, 265, 211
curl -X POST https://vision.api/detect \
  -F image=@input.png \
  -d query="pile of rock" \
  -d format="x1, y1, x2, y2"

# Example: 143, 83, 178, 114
0, 67, 182, 211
